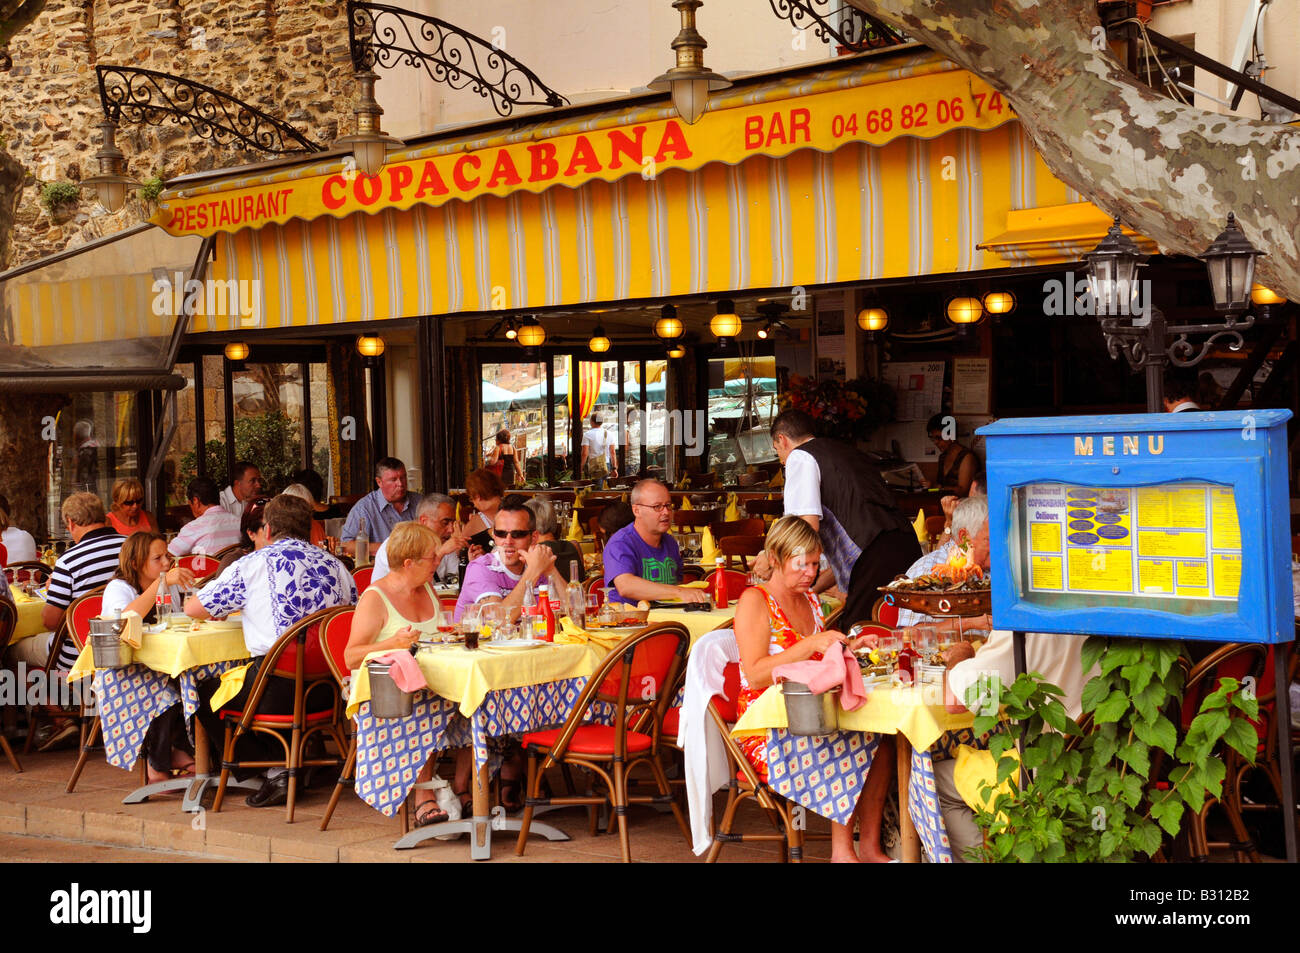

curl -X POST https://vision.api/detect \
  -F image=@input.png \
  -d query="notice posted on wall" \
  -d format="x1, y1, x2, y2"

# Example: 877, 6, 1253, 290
1016, 481, 1242, 603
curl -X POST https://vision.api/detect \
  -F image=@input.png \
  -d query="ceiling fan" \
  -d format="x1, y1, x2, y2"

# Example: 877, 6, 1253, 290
742, 301, 810, 339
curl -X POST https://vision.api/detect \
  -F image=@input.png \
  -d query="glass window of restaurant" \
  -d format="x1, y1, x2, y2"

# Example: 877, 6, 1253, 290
706, 355, 778, 481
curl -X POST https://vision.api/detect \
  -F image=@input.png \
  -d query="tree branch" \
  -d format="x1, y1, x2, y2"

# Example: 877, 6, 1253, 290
845, 0, 1300, 301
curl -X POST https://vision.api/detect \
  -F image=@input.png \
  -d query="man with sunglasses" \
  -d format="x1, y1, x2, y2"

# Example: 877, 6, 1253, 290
453, 497, 569, 622
169, 477, 242, 557
603, 479, 709, 605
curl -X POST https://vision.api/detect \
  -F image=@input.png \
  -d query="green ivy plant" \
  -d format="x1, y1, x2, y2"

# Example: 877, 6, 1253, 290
969, 637, 1260, 862
39, 181, 80, 214
138, 176, 164, 204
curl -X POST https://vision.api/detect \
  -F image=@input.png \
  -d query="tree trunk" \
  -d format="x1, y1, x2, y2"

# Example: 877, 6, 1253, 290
846, 0, 1300, 301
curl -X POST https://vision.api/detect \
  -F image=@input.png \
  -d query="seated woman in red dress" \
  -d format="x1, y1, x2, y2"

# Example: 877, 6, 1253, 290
734, 516, 893, 863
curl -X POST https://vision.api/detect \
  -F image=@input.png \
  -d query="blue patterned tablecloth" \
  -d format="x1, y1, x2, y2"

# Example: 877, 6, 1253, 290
93, 659, 248, 771
761, 728, 955, 863
353, 676, 592, 818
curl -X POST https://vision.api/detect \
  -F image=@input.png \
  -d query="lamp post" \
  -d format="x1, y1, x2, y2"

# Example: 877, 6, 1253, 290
1085, 214, 1264, 412
648, 0, 732, 125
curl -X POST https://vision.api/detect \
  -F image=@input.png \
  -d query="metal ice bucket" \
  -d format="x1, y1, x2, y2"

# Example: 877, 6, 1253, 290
367, 660, 413, 719
781, 680, 840, 735
88, 617, 132, 669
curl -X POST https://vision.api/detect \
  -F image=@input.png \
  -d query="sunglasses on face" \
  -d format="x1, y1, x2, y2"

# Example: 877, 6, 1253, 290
493, 529, 531, 539
123, 498, 144, 506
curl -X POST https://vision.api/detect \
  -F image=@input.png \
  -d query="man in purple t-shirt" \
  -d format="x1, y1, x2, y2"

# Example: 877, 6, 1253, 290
454, 499, 569, 621
603, 479, 711, 605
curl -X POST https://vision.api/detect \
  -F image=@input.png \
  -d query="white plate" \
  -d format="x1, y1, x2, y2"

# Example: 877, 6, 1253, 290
486, 639, 550, 651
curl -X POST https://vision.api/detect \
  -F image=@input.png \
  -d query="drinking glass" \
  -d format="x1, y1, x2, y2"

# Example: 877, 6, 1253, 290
913, 627, 940, 665
877, 634, 903, 671
585, 590, 602, 626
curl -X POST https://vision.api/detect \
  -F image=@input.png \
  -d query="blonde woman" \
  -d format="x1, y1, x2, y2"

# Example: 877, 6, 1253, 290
344, 521, 449, 826
107, 478, 157, 537
733, 516, 890, 863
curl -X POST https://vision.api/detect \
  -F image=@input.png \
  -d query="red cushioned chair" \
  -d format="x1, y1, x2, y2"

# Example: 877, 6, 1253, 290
210, 605, 348, 822
515, 622, 691, 863
317, 608, 357, 831
177, 552, 221, 584
0, 601, 21, 773
26, 585, 105, 756
871, 596, 899, 628
703, 569, 750, 603
63, 591, 108, 789
352, 566, 374, 592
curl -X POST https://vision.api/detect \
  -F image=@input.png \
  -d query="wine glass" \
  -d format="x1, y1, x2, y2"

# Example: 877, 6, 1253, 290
877, 634, 903, 671
913, 627, 940, 666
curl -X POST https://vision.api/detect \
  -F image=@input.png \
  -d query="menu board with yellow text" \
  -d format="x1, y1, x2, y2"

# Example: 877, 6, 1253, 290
1017, 482, 1241, 604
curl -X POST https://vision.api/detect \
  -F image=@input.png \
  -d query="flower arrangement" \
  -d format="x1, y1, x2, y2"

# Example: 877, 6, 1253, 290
780, 374, 895, 442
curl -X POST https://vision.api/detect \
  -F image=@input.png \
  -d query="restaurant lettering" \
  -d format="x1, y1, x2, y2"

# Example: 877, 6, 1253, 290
152, 69, 1013, 238
319, 122, 692, 212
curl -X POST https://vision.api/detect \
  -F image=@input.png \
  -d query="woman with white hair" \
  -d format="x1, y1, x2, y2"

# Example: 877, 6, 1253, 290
895, 495, 991, 630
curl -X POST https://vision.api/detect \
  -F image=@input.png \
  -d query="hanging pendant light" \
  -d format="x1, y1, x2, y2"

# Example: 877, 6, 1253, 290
856, 307, 888, 332
709, 299, 741, 339
944, 295, 984, 326
982, 291, 1016, 316
223, 341, 250, 362
516, 316, 546, 348
667, 344, 686, 359
332, 70, 405, 178
647, 0, 732, 125
654, 303, 685, 340
356, 335, 386, 358
588, 325, 611, 353
83, 121, 140, 213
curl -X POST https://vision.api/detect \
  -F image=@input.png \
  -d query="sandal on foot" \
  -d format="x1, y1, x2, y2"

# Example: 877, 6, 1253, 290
414, 800, 449, 828
499, 778, 524, 813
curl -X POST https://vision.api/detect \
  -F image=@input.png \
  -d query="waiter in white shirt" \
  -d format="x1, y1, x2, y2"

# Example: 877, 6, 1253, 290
580, 415, 618, 484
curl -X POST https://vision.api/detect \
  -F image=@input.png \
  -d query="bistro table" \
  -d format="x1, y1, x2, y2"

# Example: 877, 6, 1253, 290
67, 615, 259, 812
347, 639, 602, 859
733, 679, 977, 862
8, 586, 48, 643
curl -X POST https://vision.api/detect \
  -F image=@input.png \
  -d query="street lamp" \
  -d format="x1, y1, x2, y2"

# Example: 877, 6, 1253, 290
333, 70, 404, 178
82, 121, 139, 213
1200, 212, 1263, 314
1083, 217, 1145, 316
648, 0, 732, 125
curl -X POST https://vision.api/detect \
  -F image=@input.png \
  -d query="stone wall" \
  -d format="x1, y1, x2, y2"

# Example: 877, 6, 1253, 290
0, 0, 358, 269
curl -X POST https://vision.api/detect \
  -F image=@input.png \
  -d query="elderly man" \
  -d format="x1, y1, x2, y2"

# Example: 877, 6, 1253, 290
186, 495, 356, 807
603, 479, 708, 605
170, 477, 242, 558
342, 456, 422, 557
895, 495, 992, 631
219, 461, 264, 518
8, 493, 126, 750
453, 497, 568, 621
371, 493, 466, 585
771, 409, 921, 629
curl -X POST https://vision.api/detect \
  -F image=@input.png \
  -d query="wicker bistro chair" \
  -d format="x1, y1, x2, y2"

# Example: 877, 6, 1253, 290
176, 553, 221, 584
25, 584, 106, 756
515, 622, 692, 863
63, 591, 116, 790
210, 606, 349, 822
718, 535, 764, 571
4, 561, 52, 585
318, 608, 359, 832
0, 601, 21, 772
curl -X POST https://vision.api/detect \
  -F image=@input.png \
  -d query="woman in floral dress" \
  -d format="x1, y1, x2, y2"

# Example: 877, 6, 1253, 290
734, 516, 892, 863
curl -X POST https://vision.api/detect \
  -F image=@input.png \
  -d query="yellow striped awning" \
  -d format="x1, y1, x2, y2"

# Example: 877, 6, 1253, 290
197, 119, 1079, 331
978, 202, 1160, 263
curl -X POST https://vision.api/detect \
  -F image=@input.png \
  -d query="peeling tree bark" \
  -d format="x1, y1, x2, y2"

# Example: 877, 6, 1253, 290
846, 0, 1300, 301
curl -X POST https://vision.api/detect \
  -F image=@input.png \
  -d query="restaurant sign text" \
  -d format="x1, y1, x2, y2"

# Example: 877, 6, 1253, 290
153, 68, 1014, 238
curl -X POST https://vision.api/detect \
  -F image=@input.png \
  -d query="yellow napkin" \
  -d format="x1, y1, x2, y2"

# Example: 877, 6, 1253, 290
68, 645, 94, 683
724, 494, 739, 521
682, 580, 709, 589
680, 497, 693, 511
954, 743, 1020, 816
770, 469, 784, 489
574, 489, 587, 507
119, 610, 143, 649
912, 508, 928, 545
700, 528, 719, 563
210, 662, 254, 710
566, 512, 584, 541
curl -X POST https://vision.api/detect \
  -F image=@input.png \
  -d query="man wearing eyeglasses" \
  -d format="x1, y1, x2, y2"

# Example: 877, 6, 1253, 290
453, 497, 569, 621
603, 479, 709, 605
371, 494, 468, 585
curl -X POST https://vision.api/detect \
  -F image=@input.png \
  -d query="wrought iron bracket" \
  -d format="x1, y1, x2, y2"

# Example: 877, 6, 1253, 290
347, 0, 569, 117
1099, 307, 1255, 372
766, 0, 906, 52
96, 65, 323, 155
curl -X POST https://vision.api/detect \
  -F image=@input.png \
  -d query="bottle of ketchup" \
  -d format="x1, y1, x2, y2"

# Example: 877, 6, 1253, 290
713, 556, 728, 610
537, 581, 556, 641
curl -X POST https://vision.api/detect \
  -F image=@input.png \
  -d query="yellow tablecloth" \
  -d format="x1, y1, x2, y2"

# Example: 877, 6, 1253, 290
347, 640, 597, 719
8, 587, 47, 643
68, 617, 250, 681
554, 605, 734, 656
732, 682, 975, 752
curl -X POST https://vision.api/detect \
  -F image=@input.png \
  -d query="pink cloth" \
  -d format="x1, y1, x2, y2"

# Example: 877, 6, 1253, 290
374, 650, 427, 692
772, 646, 868, 712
